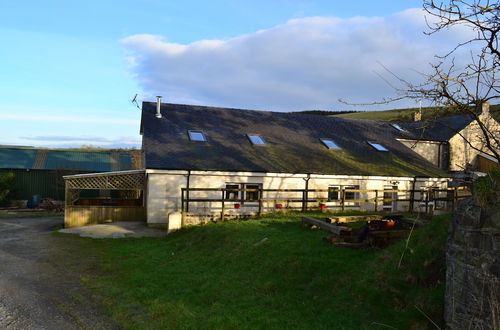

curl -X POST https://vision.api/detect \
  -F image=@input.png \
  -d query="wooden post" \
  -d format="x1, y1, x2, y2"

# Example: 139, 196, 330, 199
409, 189, 414, 213
186, 174, 190, 212
302, 174, 310, 212
409, 177, 417, 213
374, 190, 378, 212
181, 188, 185, 226
341, 188, 345, 212
425, 190, 429, 214
452, 187, 457, 211
221, 190, 225, 221
258, 187, 263, 216
65, 185, 69, 207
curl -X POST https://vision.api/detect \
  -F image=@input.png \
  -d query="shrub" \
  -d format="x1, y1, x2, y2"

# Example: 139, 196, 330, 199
473, 167, 500, 207
0, 172, 15, 206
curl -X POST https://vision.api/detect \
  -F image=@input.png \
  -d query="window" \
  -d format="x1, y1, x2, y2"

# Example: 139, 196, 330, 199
320, 138, 341, 149
328, 185, 359, 205
245, 184, 261, 201
328, 186, 340, 201
225, 184, 240, 200
188, 130, 207, 142
383, 185, 397, 210
344, 185, 359, 202
247, 134, 266, 145
391, 123, 405, 132
225, 183, 262, 203
368, 141, 389, 151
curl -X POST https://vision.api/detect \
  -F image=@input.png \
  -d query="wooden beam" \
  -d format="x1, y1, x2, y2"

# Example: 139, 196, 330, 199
327, 215, 384, 224
369, 230, 411, 239
301, 216, 351, 235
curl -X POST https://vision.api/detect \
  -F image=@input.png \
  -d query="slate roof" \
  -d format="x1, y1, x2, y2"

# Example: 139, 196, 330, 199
0, 147, 137, 172
396, 113, 475, 142
141, 102, 447, 177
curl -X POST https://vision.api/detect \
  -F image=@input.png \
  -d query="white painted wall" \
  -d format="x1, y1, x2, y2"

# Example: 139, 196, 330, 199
145, 169, 450, 226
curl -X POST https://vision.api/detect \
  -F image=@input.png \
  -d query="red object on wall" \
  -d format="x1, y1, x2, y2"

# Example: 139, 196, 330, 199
276, 203, 283, 209
320, 203, 326, 209
234, 203, 241, 209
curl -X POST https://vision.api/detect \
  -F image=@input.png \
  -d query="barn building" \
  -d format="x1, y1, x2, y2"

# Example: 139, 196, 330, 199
63, 101, 452, 229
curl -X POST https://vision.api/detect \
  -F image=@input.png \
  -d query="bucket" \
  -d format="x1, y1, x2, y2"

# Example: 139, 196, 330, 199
27, 194, 41, 209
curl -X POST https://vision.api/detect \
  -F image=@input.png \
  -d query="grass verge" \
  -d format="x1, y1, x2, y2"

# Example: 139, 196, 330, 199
70, 212, 450, 329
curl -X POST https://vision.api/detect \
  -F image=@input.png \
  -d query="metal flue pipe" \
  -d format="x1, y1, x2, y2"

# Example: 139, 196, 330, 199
155, 96, 162, 119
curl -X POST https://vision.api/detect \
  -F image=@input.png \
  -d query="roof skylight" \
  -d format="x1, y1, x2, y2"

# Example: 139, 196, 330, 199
247, 134, 266, 145
188, 130, 207, 142
391, 124, 405, 132
320, 138, 341, 149
368, 141, 389, 151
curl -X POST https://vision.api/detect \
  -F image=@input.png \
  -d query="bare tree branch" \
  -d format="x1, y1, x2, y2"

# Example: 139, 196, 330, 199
343, 1, 500, 165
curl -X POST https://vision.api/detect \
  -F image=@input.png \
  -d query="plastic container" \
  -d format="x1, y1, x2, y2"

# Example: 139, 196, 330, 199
27, 194, 41, 209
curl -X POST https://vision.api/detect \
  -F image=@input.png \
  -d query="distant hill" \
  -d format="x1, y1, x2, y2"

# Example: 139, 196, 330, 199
329, 104, 500, 122
293, 110, 359, 116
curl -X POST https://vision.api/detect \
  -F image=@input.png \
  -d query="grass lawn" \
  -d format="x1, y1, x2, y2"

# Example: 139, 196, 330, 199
71, 212, 450, 329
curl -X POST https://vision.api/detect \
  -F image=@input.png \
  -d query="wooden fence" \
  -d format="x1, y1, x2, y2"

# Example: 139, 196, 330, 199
64, 206, 146, 228
181, 186, 471, 222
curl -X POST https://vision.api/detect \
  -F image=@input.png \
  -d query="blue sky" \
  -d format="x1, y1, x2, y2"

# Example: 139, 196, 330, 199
0, 1, 459, 148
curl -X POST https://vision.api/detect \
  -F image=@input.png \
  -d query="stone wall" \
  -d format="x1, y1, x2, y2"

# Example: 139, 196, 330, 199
448, 111, 500, 172
445, 197, 500, 329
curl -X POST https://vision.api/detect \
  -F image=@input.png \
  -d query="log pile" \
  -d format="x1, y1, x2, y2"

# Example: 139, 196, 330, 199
302, 215, 416, 249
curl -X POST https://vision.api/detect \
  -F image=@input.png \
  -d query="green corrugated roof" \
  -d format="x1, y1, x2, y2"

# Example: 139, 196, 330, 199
45, 151, 113, 171
119, 153, 133, 170
0, 148, 38, 169
0, 147, 139, 172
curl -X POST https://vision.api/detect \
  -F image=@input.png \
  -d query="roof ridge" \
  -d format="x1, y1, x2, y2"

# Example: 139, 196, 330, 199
143, 102, 388, 125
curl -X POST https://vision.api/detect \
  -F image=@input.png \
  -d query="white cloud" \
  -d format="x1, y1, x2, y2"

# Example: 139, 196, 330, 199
16, 135, 141, 148
0, 113, 139, 125
122, 8, 474, 111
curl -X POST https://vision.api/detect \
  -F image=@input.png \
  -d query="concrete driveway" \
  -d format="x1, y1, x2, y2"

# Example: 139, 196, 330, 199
60, 221, 169, 239
0, 216, 119, 329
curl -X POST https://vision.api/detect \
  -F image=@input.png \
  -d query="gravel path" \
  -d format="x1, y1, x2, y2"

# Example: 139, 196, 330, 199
0, 216, 119, 329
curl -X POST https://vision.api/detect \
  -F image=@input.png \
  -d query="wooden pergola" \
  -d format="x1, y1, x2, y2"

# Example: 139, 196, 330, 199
64, 169, 146, 203
63, 170, 147, 227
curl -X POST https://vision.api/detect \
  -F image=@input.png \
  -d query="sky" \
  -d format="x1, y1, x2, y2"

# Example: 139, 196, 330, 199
0, 1, 470, 148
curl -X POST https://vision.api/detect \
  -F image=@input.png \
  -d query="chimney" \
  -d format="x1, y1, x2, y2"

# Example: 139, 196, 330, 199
482, 102, 490, 116
155, 96, 162, 119
413, 110, 421, 122
413, 100, 422, 122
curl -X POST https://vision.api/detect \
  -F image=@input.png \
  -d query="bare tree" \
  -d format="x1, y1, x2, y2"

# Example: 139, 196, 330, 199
418, 0, 500, 162
342, 1, 500, 163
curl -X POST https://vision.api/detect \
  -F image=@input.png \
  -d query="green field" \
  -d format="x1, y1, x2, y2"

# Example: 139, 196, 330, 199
67, 212, 450, 329
331, 104, 500, 122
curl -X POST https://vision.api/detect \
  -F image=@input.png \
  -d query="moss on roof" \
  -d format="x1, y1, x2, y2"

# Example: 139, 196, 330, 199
142, 103, 448, 177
